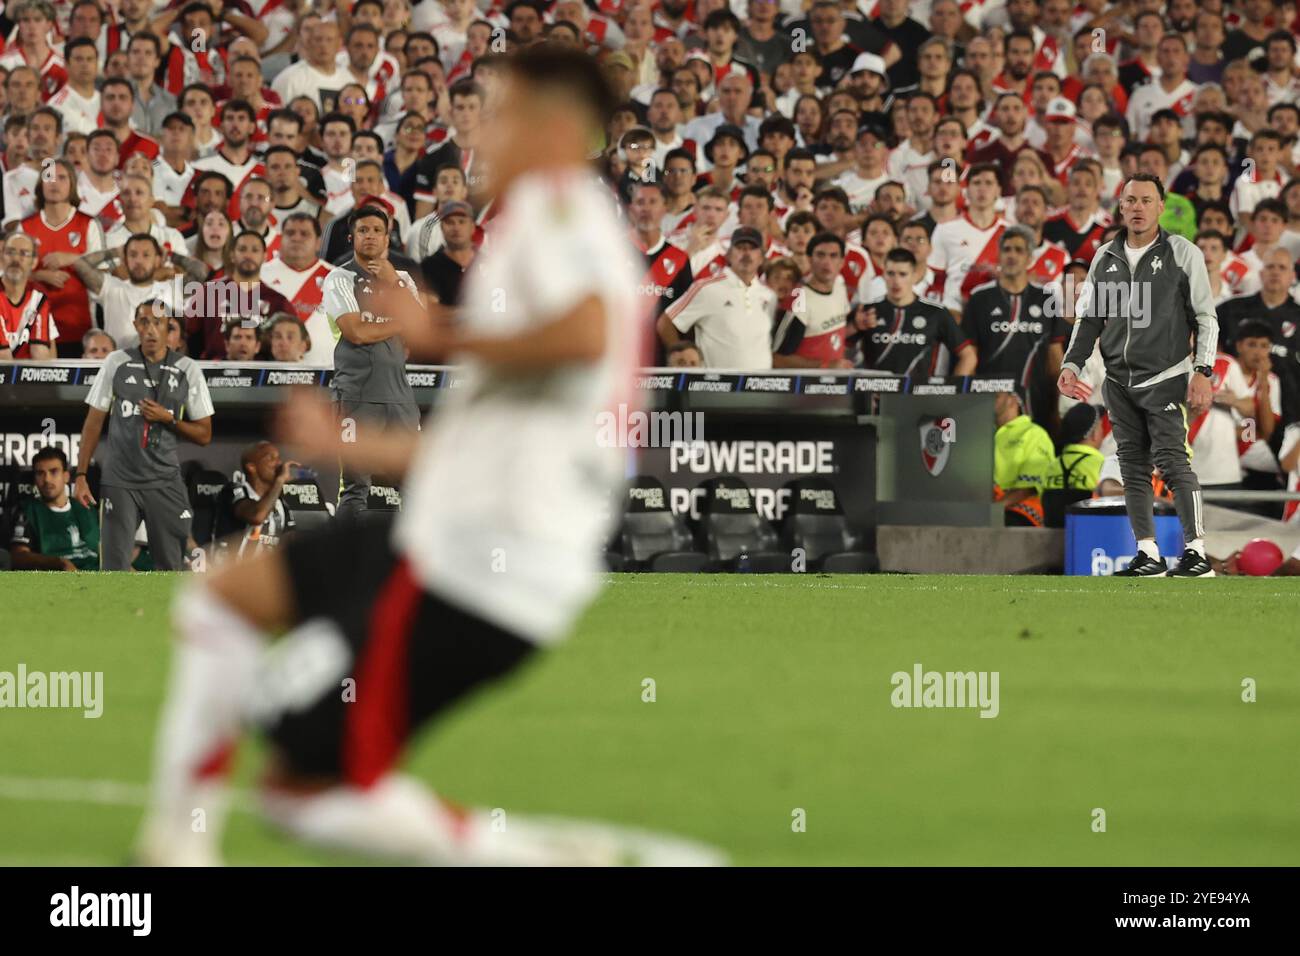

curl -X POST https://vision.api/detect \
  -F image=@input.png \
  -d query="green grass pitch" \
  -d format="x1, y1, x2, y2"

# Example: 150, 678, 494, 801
1, 572, 1297, 866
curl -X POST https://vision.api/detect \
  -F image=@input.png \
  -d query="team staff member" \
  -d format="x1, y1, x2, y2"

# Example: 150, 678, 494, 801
963, 226, 1066, 415
852, 248, 976, 376
73, 301, 215, 571
321, 205, 423, 517
1059, 174, 1218, 578
9, 446, 99, 571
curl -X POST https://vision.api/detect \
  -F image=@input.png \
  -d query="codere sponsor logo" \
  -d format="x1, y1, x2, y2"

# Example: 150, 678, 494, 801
988, 320, 1044, 334
870, 330, 928, 345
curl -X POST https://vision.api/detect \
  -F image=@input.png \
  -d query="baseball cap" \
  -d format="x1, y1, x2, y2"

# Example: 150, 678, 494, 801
851, 52, 888, 77
1044, 97, 1076, 123
162, 111, 195, 129
729, 226, 764, 248
439, 200, 473, 219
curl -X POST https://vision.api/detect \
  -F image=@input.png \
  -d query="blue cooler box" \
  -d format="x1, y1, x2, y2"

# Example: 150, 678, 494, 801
1065, 497, 1184, 575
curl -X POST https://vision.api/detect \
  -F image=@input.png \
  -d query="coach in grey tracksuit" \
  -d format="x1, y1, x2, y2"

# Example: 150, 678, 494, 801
1060, 178, 1217, 553
76, 325, 216, 570
320, 210, 423, 518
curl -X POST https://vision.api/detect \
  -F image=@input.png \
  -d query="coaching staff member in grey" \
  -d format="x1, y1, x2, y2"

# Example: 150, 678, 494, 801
321, 204, 423, 517
74, 300, 215, 570
1058, 173, 1218, 577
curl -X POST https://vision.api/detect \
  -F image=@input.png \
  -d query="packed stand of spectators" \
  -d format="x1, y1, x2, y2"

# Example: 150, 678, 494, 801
0, 0, 1295, 527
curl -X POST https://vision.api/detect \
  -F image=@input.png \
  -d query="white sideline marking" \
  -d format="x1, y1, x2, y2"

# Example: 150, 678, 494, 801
0, 775, 254, 812
0, 775, 150, 807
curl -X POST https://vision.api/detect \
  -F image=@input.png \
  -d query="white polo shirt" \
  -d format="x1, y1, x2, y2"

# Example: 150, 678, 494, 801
665, 266, 778, 370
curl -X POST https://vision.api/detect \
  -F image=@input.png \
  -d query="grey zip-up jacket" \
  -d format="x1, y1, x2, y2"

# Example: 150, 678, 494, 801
1062, 227, 1218, 389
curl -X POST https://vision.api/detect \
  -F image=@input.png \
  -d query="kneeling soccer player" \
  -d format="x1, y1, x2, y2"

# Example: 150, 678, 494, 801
136, 47, 644, 866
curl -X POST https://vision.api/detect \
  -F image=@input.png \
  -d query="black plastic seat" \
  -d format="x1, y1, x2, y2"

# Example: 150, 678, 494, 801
695, 476, 789, 572
781, 477, 879, 573
281, 480, 332, 532
611, 476, 708, 572
186, 468, 229, 547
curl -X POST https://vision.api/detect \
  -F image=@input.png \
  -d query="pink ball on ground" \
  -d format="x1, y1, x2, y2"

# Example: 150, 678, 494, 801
1238, 538, 1284, 577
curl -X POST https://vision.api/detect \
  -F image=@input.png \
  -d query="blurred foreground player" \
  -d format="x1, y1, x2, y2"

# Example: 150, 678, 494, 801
136, 48, 651, 866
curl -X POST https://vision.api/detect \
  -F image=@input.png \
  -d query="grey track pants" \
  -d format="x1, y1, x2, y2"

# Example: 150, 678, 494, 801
100, 481, 193, 571
1103, 375, 1204, 545
334, 399, 422, 518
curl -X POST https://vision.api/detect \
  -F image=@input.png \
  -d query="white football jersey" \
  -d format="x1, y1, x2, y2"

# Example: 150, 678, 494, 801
153, 158, 195, 208
259, 256, 335, 365
928, 212, 1007, 313
49, 85, 100, 136
393, 170, 642, 644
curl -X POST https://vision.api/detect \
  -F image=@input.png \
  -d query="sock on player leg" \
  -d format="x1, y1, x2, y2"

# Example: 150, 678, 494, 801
1188, 537, 1205, 556
1137, 539, 1160, 560
136, 583, 265, 866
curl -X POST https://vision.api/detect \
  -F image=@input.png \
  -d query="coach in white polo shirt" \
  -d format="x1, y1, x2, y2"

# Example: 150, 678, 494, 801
657, 226, 777, 369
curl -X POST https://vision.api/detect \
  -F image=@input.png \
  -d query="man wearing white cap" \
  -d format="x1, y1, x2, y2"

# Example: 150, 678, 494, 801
1125, 34, 1199, 142
1040, 97, 1089, 185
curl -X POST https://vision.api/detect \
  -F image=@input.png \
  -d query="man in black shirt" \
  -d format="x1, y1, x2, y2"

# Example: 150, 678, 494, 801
851, 248, 976, 376
806, 0, 897, 91
963, 226, 1066, 420
420, 200, 476, 306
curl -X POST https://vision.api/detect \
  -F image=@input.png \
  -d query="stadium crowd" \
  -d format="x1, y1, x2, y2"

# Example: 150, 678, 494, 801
0, 0, 1299, 553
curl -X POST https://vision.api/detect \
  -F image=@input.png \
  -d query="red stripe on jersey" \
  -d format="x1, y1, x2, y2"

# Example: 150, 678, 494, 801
665, 270, 726, 319
342, 558, 421, 789
0, 285, 53, 356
